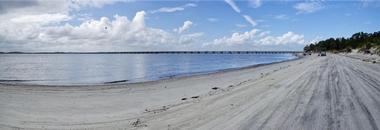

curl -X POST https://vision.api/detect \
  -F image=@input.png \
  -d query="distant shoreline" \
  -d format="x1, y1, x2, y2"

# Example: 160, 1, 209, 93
0, 54, 301, 87
2, 54, 380, 129
0, 51, 302, 54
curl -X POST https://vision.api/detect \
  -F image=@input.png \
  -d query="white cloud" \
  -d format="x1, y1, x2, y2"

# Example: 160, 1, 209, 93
10, 13, 71, 25
76, 13, 93, 21
249, 0, 262, 8
151, 3, 196, 13
178, 32, 204, 45
131, 11, 146, 30
259, 31, 270, 37
205, 30, 305, 50
0, 1, 205, 52
0, 1, 307, 52
225, 0, 259, 28
258, 32, 305, 45
207, 29, 259, 46
174, 21, 193, 34
0, 10, 203, 52
207, 18, 219, 22
225, 0, 241, 13
0, 0, 130, 26
0, 0, 128, 17
70, 0, 128, 9
242, 15, 257, 27
294, 2, 323, 14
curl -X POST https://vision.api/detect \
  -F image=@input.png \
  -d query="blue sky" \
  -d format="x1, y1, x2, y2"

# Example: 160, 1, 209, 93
0, 0, 379, 52
96, 1, 379, 39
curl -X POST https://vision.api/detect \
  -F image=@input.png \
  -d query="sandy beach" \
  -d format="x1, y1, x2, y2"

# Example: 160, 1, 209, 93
1, 54, 380, 130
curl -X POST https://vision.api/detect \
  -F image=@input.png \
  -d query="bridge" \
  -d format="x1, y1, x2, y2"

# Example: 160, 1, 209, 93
1, 51, 303, 54
121, 51, 302, 54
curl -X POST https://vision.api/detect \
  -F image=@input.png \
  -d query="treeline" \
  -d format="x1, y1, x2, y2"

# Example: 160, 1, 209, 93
304, 31, 380, 53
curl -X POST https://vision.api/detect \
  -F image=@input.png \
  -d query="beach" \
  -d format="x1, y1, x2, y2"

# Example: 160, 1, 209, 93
1, 54, 380, 130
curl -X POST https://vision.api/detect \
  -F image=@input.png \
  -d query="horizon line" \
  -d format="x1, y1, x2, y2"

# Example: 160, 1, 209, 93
0, 51, 303, 54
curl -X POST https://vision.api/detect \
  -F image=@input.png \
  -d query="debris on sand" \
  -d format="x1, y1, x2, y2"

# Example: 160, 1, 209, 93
131, 119, 147, 127
181, 98, 187, 100
191, 96, 199, 99
363, 59, 371, 62
104, 80, 128, 84
144, 106, 169, 114
362, 58, 378, 63
211, 87, 219, 90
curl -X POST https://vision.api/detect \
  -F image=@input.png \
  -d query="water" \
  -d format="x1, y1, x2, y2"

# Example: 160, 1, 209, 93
0, 54, 296, 85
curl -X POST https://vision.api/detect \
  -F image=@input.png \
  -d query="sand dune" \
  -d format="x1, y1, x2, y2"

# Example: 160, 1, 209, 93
1, 54, 380, 130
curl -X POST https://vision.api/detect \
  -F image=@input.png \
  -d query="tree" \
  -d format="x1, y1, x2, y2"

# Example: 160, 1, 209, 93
303, 31, 380, 53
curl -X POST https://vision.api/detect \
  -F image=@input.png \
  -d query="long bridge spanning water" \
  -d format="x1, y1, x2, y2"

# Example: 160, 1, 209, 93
120, 51, 302, 54
1, 51, 303, 54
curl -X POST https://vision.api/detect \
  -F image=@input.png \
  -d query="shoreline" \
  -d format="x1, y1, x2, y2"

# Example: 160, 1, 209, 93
0, 54, 301, 88
1, 54, 380, 130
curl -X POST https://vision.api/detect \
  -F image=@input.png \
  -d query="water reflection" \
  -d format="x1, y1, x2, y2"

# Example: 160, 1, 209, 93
0, 54, 296, 85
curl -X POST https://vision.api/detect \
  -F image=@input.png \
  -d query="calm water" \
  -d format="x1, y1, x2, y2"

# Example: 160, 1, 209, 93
0, 54, 296, 85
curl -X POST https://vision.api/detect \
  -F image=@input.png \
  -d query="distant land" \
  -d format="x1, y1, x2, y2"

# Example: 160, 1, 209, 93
0, 51, 302, 54
304, 31, 380, 55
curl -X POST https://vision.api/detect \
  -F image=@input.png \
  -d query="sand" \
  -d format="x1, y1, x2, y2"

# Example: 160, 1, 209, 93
1, 54, 380, 130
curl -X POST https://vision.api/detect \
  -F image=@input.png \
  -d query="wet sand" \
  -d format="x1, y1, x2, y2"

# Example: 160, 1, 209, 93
1, 54, 380, 130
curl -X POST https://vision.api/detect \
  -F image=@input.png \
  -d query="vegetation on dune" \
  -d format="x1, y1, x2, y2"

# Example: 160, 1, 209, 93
304, 31, 380, 54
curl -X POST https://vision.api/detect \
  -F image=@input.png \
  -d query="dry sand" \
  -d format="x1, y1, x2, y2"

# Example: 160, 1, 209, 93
1, 54, 380, 130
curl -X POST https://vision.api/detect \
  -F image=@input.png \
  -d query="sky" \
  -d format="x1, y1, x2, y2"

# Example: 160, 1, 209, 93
0, 0, 379, 52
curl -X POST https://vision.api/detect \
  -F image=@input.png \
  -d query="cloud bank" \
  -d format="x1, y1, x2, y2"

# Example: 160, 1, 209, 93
204, 29, 306, 51
0, 0, 308, 52
0, 1, 202, 52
